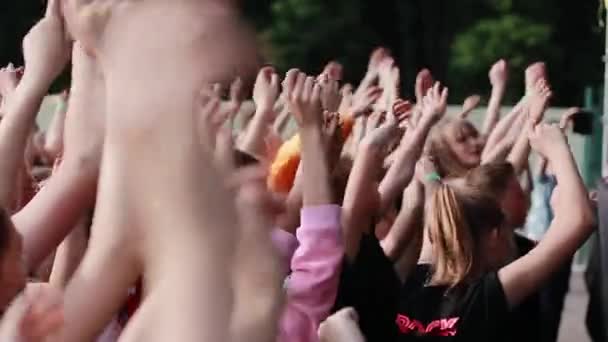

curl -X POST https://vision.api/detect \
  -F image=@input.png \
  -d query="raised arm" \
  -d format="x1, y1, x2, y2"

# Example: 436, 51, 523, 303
43, 91, 69, 161
507, 79, 551, 174
342, 114, 399, 260
0, 3, 70, 209
14, 42, 105, 271
482, 59, 508, 136
499, 123, 595, 308
237, 67, 279, 160
277, 70, 344, 342
378, 82, 447, 213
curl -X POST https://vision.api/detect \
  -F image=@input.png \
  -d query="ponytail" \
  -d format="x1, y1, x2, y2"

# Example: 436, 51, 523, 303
426, 183, 505, 287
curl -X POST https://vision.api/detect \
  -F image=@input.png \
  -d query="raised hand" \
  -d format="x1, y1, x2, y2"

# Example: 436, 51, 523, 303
393, 99, 414, 128
420, 82, 448, 123
489, 59, 509, 88
528, 123, 569, 161
253, 67, 280, 115
459, 94, 481, 119
528, 79, 552, 125
284, 69, 323, 128
350, 86, 382, 118
319, 74, 342, 113
22, 0, 71, 87
559, 107, 581, 131
415, 69, 434, 105
361, 113, 400, 149
368, 47, 390, 73
525, 62, 547, 93
0, 64, 23, 100
321, 61, 344, 82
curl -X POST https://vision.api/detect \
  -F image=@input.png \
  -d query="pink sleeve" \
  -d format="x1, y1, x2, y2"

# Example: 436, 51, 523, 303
277, 205, 344, 342
271, 228, 299, 273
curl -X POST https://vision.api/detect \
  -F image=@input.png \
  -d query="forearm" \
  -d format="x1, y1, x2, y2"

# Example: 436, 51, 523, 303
482, 85, 505, 136
300, 128, 333, 206
14, 155, 98, 271
237, 108, 273, 159
49, 212, 89, 288
507, 126, 531, 174
483, 100, 523, 152
481, 136, 515, 164
44, 101, 67, 160
379, 117, 434, 211
0, 77, 48, 207
342, 145, 381, 260
381, 184, 424, 261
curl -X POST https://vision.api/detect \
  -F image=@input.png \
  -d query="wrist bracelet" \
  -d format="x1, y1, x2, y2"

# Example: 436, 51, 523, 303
425, 172, 441, 183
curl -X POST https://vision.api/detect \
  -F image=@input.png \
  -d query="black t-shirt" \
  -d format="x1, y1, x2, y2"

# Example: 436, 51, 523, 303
332, 233, 402, 342
396, 265, 509, 341
511, 234, 542, 341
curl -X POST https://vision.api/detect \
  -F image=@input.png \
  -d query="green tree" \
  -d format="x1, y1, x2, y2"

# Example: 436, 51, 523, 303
449, 15, 554, 103
262, 0, 381, 83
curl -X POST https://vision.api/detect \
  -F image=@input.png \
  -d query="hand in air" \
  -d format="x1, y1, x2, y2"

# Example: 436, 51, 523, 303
368, 47, 390, 74
22, 0, 71, 86
253, 66, 280, 115
415, 69, 434, 105
420, 82, 448, 123
559, 107, 581, 131
0, 64, 23, 99
321, 61, 344, 82
319, 74, 342, 113
362, 111, 400, 149
528, 79, 552, 125
528, 123, 569, 161
458, 94, 481, 119
351, 86, 382, 118
283, 69, 323, 128
489, 59, 509, 88
525, 62, 547, 93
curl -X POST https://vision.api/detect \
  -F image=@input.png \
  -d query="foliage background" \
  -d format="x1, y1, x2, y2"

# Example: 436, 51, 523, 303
1, 0, 604, 105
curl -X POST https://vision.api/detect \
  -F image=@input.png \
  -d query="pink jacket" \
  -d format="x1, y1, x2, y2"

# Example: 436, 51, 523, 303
273, 205, 344, 342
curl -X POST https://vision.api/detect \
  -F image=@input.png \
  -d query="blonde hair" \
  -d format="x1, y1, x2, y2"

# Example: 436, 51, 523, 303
426, 183, 504, 287
426, 118, 479, 178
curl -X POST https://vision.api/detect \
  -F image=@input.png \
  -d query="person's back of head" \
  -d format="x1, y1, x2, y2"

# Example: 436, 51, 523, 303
426, 181, 505, 288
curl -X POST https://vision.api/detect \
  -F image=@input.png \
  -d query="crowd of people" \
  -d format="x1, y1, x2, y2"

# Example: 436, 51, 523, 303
0, 0, 598, 341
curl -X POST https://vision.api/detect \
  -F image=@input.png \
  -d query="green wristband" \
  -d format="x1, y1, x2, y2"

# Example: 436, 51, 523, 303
425, 172, 441, 183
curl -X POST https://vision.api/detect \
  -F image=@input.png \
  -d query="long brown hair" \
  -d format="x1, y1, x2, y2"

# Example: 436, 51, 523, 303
426, 182, 505, 287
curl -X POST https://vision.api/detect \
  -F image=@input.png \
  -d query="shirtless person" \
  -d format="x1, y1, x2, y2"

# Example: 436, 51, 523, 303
57, 0, 260, 341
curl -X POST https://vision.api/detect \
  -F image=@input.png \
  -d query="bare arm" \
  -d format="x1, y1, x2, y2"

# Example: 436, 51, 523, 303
43, 93, 68, 161
342, 122, 398, 260
15, 43, 104, 271
237, 67, 279, 160
48, 212, 89, 288
482, 59, 508, 136
380, 180, 424, 262
378, 82, 447, 213
507, 80, 551, 174
0, 76, 48, 209
499, 124, 595, 308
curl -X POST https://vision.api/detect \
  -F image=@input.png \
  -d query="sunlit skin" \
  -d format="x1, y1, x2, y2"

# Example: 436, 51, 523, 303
58, 1, 260, 341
